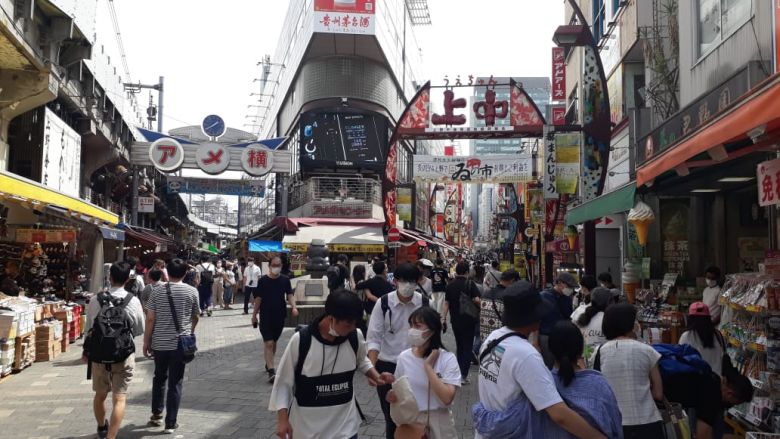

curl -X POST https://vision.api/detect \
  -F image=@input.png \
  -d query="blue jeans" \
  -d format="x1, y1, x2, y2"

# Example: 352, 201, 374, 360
223, 286, 233, 305
152, 349, 186, 427
198, 285, 212, 311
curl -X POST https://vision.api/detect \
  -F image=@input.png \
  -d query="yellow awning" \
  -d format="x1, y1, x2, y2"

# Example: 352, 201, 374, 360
0, 171, 119, 225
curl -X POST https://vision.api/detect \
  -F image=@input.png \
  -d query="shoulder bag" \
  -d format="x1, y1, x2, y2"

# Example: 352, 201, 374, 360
458, 280, 480, 321
166, 282, 197, 363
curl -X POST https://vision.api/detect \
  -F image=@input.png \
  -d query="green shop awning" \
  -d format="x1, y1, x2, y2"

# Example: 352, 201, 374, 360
565, 183, 636, 226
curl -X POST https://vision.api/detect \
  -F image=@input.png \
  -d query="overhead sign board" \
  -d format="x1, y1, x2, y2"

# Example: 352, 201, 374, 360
413, 155, 533, 183
313, 0, 375, 35
16, 228, 77, 243
131, 137, 292, 174
166, 176, 266, 197
242, 144, 275, 176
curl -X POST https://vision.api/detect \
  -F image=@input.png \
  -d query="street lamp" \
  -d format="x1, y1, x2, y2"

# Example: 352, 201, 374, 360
552, 25, 593, 47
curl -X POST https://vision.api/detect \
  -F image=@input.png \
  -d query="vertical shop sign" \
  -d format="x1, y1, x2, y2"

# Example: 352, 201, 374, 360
660, 200, 690, 274
555, 133, 580, 195
551, 47, 566, 101
43, 108, 82, 197
758, 158, 780, 206
552, 105, 566, 126
436, 214, 444, 234
544, 126, 557, 199
397, 187, 412, 223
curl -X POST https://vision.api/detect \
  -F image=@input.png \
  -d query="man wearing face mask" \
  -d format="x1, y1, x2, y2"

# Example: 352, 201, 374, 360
243, 257, 262, 314
366, 263, 430, 439
538, 272, 578, 368
252, 256, 298, 383
702, 266, 723, 325
270, 290, 394, 439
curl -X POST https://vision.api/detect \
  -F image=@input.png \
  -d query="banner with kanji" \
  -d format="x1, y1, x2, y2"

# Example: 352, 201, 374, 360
758, 158, 780, 206
555, 133, 580, 195
413, 155, 532, 183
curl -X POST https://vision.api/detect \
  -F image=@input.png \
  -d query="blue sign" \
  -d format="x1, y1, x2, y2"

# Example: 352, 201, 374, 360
167, 176, 265, 197
202, 115, 226, 138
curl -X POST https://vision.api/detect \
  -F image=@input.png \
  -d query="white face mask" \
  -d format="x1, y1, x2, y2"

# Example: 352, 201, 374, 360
328, 317, 340, 338
247, 262, 254, 267
562, 287, 574, 296
270, 267, 281, 276
397, 282, 416, 298
706, 279, 718, 288
408, 328, 431, 347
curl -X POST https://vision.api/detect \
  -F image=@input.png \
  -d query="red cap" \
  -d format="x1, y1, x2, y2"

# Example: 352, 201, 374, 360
688, 301, 710, 317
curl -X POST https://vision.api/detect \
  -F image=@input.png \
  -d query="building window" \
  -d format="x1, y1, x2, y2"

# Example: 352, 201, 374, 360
592, 0, 607, 40
698, 0, 751, 57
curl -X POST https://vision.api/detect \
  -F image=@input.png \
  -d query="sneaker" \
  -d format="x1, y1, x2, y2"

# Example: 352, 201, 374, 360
200, 311, 205, 317
207, 309, 212, 317
97, 420, 108, 439
461, 377, 470, 385
163, 423, 179, 434
149, 413, 163, 426
268, 368, 276, 383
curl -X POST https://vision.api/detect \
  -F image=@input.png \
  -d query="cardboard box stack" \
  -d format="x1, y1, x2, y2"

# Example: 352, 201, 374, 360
35, 322, 61, 362
1, 340, 14, 376
13, 333, 35, 371
0, 310, 18, 340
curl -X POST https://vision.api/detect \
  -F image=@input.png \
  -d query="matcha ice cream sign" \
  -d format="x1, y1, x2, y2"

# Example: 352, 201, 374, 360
555, 133, 580, 195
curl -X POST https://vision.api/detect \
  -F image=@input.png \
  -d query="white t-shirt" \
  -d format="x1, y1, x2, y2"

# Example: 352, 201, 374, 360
196, 263, 215, 275
224, 270, 236, 287
570, 303, 587, 322
702, 286, 722, 321
269, 330, 373, 438
599, 339, 662, 426
579, 312, 606, 367
679, 330, 724, 376
243, 264, 262, 287
476, 327, 563, 439
419, 277, 433, 295
394, 348, 461, 411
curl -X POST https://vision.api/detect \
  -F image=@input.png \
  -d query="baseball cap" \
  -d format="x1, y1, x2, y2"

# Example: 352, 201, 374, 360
688, 301, 711, 317
555, 272, 578, 288
502, 281, 551, 328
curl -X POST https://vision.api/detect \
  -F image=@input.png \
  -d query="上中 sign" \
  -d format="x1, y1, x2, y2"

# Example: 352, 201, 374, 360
16, 229, 77, 243
552, 47, 566, 101
149, 138, 185, 172
758, 158, 780, 207
138, 196, 155, 213
313, 0, 375, 35
413, 155, 532, 183
544, 126, 557, 199
196, 144, 230, 175
241, 144, 274, 177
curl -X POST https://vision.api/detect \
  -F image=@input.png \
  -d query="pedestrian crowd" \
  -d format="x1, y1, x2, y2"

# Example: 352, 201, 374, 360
80, 254, 755, 439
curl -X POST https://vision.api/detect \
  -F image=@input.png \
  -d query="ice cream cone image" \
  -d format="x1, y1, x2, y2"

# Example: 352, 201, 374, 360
565, 226, 578, 249
628, 201, 655, 247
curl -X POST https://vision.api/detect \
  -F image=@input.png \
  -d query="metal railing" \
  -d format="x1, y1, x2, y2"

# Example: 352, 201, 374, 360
289, 176, 382, 211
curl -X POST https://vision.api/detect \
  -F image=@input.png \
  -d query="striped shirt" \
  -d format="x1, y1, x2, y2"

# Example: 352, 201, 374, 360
147, 281, 200, 351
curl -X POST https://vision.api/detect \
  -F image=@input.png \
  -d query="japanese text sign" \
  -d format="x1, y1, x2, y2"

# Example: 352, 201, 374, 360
555, 133, 580, 195
242, 144, 275, 177
314, 0, 375, 35
552, 106, 566, 126
149, 138, 184, 172
16, 229, 77, 243
552, 48, 566, 101
196, 144, 230, 174
544, 126, 558, 199
758, 158, 780, 207
137, 196, 155, 213
413, 155, 533, 183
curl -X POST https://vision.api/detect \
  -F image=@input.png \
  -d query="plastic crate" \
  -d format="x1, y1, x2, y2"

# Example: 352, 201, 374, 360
747, 433, 780, 439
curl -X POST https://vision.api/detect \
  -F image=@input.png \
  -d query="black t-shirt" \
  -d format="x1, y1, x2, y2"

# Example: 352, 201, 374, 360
444, 277, 481, 326
252, 275, 293, 322
664, 372, 723, 427
356, 276, 395, 313
0, 274, 19, 296
431, 268, 449, 292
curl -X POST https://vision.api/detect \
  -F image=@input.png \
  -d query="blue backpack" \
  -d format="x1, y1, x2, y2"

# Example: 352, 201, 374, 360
653, 343, 712, 377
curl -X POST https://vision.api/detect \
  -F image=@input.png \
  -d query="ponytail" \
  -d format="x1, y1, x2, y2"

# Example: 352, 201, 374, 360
558, 354, 576, 386
577, 302, 607, 327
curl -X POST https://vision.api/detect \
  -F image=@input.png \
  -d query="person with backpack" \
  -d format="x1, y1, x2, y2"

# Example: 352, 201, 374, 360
366, 262, 430, 439
83, 261, 145, 439
430, 259, 450, 314
479, 269, 521, 341
355, 261, 394, 315
474, 282, 608, 439
195, 256, 215, 317
483, 261, 502, 290
679, 301, 725, 376
441, 261, 481, 385
252, 256, 298, 383
142, 258, 200, 434
124, 256, 145, 295
596, 303, 664, 438
269, 290, 394, 439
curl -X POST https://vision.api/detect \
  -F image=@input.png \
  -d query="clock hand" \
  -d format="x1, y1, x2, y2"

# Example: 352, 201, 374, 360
206, 121, 220, 130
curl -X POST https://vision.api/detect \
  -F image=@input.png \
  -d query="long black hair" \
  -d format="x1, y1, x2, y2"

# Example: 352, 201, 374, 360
686, 315, 716, 349
577, 287, 612, 327
352, 264, 366, 284
408, 306, 446, 358
549, 320, 584, 387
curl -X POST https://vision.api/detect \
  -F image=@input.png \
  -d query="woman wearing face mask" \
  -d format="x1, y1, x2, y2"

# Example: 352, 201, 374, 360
212, 260, 225, 310
702, 266, 723, 325
387, 307, 461, 438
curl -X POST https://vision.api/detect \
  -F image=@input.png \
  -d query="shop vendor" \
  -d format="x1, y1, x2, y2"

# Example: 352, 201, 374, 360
0, 260, 21, 296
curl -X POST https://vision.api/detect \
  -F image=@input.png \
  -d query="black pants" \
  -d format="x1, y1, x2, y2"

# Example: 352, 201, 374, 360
375, 360, 396, 439
152, 350, 186, 427
623, 421, 664, 439
452, 323, 476, 378
243, 287, 255, 313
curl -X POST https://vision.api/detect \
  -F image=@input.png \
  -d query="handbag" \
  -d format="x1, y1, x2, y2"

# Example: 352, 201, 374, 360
390, 376, 420, 425
166, 283, 197, 363
459, 280, 480, 321
657, 398, 691, 439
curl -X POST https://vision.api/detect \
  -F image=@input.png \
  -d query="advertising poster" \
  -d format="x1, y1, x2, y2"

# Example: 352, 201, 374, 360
413, 155, 533, 183
397, 187, 412, 223
660, 199, 690, 275
555, 133, 580, 195
314, 0, 376, 35
42, 108, 81, 197
300, 112, 387, 170
543, 125, 557, 199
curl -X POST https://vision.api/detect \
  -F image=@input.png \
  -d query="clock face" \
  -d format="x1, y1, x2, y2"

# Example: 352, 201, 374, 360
202, 115, 226, 138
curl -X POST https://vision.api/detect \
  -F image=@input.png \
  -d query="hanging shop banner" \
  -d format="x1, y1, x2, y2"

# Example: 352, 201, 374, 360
552, 105, 566, 126
43, 108, 82, 198
329, 244, 385, 253
552, 47, 566, 101
16, 229, 77, 243
397, 187, 413, 223
555, 133, 580, 195
415, 184, 430, 233
660, 199, 690, 274
525, 188, 544, 225
544, 126, 557, 199
758, 158, 780, 206
413, 155, 532, 183
167, 176, 265, 197
436, 214, 444, 234
137, 197, 155, 213
313, 0, 375, 35
607, 65, 624, 125
283, 243, 309, 253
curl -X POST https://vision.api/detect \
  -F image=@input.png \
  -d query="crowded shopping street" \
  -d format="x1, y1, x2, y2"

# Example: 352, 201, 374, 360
4, 0, 780, 438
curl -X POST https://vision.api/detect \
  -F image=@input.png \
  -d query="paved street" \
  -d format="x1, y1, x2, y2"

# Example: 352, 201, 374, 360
0, 295, 478, 438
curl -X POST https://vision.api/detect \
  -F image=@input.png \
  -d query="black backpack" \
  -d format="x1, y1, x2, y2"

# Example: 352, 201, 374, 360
380, 293, 429, 321
84, 292, 136, 364
199, 264, 214, 288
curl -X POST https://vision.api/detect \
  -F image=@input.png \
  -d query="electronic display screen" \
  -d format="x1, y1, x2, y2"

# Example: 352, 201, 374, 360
300, 112, 387, 170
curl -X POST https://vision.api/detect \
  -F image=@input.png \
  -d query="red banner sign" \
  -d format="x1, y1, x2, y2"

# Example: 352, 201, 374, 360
552, 47, 566, 101
552, 105, 566, 126
758, 158, 780, 206
436, 214, 444, 234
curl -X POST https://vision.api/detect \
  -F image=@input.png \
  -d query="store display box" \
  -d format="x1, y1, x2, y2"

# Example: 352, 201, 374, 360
0, 311, 18, 340
35, 339, 61, 362
13, 334, 35, 371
